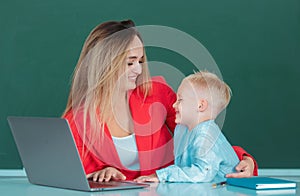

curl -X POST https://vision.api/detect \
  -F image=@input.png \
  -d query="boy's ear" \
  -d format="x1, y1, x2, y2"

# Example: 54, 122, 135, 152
198, 99, 208, 112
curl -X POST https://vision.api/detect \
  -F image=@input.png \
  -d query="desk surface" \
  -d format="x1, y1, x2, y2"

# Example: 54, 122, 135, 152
0, 176, 299, 196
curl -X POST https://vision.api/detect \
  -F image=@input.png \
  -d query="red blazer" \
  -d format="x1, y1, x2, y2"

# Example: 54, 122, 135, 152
64, 76, 258, 180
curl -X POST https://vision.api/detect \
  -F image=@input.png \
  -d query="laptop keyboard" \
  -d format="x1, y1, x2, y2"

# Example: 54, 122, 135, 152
88, 180, 133, 189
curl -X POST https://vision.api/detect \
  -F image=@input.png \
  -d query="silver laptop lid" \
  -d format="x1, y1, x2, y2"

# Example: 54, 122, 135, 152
7, 117, 91, 191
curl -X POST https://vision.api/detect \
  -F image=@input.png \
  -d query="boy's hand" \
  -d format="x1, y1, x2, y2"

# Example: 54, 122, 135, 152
134, 173, 159, 183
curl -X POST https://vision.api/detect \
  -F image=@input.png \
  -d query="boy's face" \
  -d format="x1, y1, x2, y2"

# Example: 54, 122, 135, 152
173, 80, 200, 129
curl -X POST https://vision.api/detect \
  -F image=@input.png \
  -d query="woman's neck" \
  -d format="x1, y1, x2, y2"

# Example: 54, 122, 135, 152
108, 91, 134, 137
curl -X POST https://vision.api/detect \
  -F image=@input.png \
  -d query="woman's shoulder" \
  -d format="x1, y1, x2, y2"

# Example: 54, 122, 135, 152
133, 76, 175, 98
62, 110, 79, 135
151, 75, 167, 83
150, 76, 174, 93
63, 110, 73, 121
63, 108, 85, 125
130, 76, 176, 105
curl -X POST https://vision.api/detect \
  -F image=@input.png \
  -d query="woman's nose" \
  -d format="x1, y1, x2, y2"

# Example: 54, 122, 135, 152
132, 62, 142, 75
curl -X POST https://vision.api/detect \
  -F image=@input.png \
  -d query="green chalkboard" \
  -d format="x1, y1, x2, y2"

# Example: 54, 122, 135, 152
1, 0, 299, 169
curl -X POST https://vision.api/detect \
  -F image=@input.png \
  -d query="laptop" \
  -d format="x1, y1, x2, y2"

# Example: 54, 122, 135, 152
7, 116, 149, 192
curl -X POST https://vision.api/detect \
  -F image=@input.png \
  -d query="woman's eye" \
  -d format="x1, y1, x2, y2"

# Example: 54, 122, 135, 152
128, 61, 143, 66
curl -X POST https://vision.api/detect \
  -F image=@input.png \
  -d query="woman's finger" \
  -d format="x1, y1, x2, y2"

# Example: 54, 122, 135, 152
113, 170, 126, 180
98, 170, 106, 182
92, 172, 101, 182
104, 170, 113, 182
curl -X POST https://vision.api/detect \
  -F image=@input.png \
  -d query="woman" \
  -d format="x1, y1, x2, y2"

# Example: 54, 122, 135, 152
63, 20, 257, 182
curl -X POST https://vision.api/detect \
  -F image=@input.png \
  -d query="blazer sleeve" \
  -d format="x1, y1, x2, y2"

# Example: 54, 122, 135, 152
64, 111, 107, 175
165, 88, 177, 135
232, 146, 258, 176
152, 76, 177, 135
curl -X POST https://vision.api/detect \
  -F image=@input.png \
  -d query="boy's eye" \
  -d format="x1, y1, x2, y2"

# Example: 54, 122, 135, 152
127, 62, 133, 66
139, 61, 143, 64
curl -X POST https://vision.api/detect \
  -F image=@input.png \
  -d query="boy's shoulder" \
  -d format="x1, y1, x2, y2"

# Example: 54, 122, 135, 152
189, 121, 222, 152
192, 120, 221, 136
174, 121, 221, 139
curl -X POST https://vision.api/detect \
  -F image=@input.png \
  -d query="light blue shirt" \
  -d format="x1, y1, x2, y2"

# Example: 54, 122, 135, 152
156, 120, 239, 183
112, 134, 140, 171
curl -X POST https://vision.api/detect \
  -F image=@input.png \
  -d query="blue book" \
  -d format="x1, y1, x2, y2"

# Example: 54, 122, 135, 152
226, 185, 297, 195
226, 177, 297, 190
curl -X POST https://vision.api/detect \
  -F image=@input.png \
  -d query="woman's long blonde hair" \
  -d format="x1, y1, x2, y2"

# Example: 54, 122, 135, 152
62, 20, 152, 157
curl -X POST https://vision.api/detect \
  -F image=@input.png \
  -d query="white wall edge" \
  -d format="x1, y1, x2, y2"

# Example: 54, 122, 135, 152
259, 169, 300, 176
1, 168, 300, 177
0, 169, 26, 176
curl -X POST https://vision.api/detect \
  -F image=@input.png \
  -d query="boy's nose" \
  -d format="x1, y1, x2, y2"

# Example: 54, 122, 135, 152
173, 101, 177, 109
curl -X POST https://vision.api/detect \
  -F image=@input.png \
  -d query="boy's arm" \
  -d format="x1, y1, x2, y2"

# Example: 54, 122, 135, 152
153, 124, 221, 183
156, 156, 219, 183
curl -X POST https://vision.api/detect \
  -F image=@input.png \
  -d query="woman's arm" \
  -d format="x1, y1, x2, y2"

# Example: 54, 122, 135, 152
228, 146, 258, 177
64, 111, 107, 175
65, 110, 128, 182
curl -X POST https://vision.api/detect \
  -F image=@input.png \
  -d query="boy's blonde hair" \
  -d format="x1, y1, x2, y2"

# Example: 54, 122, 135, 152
184, 71, 232, 117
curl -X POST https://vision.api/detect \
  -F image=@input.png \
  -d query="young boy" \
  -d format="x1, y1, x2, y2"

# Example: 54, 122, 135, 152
135, 71, 239, 183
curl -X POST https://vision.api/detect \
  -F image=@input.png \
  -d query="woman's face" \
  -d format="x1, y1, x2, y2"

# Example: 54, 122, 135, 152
123, 35, 144, 90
